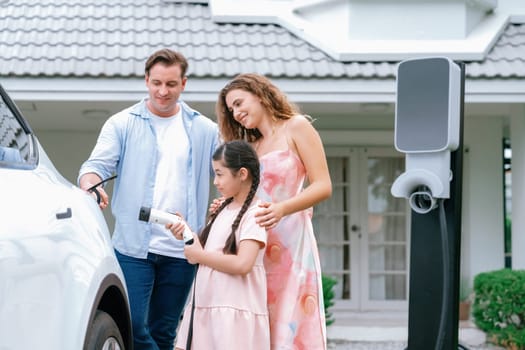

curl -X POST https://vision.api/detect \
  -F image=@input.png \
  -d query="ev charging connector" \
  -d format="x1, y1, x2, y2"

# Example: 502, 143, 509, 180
391, 57, 461, 213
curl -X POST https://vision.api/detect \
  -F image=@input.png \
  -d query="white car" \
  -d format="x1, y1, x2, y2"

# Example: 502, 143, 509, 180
0, 84, 132, 349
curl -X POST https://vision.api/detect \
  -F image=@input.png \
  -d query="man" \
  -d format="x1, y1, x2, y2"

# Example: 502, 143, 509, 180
79, 48, 219, 350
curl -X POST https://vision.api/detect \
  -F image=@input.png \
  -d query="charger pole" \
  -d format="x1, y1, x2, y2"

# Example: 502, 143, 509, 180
406, 62, 465, 349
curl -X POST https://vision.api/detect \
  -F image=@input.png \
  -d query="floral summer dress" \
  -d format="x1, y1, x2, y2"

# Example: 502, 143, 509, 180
259, 149, 327, 350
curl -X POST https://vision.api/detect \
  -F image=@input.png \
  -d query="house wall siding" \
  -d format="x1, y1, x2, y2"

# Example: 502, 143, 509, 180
463, 116, 505, 283
510, 106, 525, 268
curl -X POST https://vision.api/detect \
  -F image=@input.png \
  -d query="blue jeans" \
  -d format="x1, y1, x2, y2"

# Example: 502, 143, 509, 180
115, 250, 196, 350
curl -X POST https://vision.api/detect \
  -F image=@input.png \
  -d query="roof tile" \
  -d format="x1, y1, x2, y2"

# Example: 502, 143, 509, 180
0, 1, 523, 79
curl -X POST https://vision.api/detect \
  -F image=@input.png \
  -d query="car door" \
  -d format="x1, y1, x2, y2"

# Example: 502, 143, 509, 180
0, 85, 83, 348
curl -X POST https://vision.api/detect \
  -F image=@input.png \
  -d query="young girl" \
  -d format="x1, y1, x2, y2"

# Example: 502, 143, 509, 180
168, 140, 269, 350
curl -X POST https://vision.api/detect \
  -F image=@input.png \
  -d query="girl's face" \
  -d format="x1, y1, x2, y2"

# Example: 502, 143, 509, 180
212, 160, 245, 200
225, 89, 266, 129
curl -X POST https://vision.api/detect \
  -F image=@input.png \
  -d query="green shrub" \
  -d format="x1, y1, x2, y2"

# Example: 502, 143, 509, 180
322, 274, 337, 326
473, 269, 525, 349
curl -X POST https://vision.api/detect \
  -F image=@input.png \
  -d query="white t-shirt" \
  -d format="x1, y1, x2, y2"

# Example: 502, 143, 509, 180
148, 108, 190, 258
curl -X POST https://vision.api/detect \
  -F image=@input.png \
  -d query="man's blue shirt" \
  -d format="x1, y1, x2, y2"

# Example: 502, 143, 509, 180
79, 98, 219, 258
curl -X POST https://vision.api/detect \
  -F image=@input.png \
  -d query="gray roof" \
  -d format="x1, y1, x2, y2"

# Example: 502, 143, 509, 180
1, 0, 524, 79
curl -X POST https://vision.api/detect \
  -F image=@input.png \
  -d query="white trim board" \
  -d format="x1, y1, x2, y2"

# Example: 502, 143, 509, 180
2, 77, 525, 104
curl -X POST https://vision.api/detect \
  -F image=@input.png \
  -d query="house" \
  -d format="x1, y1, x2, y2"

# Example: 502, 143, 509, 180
1, 0, 524, 316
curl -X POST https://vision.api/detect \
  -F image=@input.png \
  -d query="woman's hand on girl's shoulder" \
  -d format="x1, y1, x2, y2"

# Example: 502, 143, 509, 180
209, 196, 225, 214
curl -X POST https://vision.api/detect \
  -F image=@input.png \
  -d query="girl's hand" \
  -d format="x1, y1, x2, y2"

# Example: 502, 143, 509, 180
166, 214, 186, 241
184, 234, 203, 264
255, 201, 284, 229
209, 196, 225, 214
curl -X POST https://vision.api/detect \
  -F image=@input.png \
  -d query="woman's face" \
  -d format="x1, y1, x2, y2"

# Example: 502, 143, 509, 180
225, 89, 266, 130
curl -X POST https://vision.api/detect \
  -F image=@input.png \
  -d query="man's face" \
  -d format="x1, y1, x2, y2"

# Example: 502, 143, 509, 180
145, 63, 187, 117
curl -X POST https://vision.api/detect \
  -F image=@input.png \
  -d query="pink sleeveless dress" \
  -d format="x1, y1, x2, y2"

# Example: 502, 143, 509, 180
258, 149, 327, 350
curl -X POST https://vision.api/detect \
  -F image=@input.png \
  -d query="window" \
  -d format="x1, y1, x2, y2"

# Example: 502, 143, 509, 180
0, 90, 36, 168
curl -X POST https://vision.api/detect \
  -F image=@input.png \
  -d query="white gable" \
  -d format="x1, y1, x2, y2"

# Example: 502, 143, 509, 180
210, 0, 525, 61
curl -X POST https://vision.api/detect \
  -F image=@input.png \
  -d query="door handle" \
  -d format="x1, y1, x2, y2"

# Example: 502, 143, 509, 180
56, 207, 72, 220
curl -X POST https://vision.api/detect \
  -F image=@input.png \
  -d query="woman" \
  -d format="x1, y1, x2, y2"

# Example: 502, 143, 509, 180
216, 73, 332, 349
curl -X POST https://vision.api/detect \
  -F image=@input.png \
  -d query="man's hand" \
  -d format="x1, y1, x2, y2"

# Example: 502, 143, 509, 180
79, 173, 110, 209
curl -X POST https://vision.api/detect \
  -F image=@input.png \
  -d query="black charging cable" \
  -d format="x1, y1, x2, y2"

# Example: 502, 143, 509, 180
436, 198, 450, 350
435, 199, 470, 350
87, 175, 117, 204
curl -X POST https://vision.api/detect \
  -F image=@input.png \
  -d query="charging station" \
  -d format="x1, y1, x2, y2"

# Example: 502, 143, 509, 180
391, 57, 466, 349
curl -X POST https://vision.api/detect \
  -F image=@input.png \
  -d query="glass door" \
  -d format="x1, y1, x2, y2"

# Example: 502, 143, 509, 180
313, 147, 409, 310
